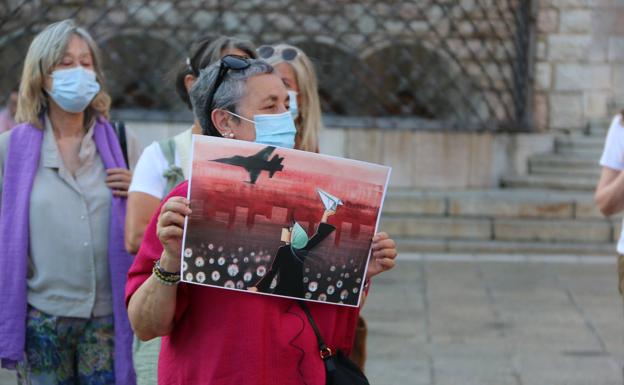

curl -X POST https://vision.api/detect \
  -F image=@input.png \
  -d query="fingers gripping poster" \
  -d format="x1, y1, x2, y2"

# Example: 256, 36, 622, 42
181, 135, 391, 307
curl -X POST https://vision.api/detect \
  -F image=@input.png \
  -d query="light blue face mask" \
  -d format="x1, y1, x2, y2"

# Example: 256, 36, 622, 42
226, 110, 297, 149
47, 67, 100, 113
287, 90, 299, 119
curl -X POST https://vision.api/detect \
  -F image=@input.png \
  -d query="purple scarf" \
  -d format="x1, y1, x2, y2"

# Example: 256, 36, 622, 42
0, 116, 136, 384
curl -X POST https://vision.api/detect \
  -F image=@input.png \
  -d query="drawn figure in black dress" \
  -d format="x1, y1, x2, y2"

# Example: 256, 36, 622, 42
252, 189, 342, 298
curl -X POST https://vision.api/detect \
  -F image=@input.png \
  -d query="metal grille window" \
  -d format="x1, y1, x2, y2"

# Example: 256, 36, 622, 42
0, 0, 533, 131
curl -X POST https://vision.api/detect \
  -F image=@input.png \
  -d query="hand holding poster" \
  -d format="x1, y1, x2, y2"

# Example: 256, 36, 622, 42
181, 135, 391, 307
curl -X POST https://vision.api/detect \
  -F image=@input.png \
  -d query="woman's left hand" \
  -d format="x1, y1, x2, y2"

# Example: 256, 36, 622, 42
366, 232, 397, 280
106, 168, 132, 197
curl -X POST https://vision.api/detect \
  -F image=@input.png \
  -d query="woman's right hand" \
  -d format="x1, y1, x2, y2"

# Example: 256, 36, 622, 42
156, 196, 191, 271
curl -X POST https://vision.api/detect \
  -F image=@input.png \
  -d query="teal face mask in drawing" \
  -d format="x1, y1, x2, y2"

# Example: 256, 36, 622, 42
290, 222, 308, 249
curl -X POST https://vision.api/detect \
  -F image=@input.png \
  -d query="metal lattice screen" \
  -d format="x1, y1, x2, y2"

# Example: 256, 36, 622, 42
0, 0, 533, 131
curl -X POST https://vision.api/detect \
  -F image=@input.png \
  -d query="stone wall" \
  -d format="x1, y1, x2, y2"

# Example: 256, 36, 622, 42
126, 121, 553, 190
535, 0, 624, 132
319, 128, 553, 189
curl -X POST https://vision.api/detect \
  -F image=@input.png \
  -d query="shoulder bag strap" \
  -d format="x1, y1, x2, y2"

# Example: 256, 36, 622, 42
112, 120, 129, 168
298, 301, 335, 364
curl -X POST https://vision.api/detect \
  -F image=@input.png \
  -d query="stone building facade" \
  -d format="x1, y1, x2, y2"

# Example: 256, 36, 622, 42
535, 0, 624, 132
2, 1, 623, 189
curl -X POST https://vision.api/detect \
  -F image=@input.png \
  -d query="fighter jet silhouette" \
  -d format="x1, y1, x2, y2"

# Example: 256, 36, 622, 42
211, 146, 284, 184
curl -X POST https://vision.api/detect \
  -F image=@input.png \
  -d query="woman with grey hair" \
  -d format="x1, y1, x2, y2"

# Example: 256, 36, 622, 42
125, 56, 398, 384
0, 19, 135, 384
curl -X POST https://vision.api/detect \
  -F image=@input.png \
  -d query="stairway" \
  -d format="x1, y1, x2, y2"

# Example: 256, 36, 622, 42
501, 122, 606, 191
383, 118, 621, 255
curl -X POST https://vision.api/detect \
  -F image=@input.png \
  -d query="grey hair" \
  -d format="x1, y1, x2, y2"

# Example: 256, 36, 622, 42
189, 58, 273, 136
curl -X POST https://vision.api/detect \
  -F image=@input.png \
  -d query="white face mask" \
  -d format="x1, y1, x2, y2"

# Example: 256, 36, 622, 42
47, 66, 100, 113
287, 90, 299, 119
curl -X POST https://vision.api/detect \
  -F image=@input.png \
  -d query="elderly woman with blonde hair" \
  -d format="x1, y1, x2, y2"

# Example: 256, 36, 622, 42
257, 43, 323, 152
0, 19, 135, 384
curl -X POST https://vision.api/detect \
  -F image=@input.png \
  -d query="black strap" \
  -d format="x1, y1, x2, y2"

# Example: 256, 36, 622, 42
298, 301, 330, 354
113, 120, 129, 168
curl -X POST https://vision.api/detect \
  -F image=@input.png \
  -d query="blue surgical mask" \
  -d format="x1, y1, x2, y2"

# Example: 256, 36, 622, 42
47, 66, 100, 113
287, 90, 299, 119
226, 110, 297, 149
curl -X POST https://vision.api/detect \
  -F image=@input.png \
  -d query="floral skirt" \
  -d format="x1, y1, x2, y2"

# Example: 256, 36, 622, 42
16, 306, 115, 385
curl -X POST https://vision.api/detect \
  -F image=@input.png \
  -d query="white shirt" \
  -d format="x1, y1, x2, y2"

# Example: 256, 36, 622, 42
129, 128, 192, 199
599, 115, 624, 253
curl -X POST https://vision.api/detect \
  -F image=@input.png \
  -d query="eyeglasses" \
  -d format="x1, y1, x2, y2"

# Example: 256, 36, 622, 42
203, 55, 251, 136
257, 45, 298, 62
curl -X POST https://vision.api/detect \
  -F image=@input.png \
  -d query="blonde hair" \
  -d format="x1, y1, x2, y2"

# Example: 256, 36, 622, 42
264, 44, 322, 153
15, 19, 110, 128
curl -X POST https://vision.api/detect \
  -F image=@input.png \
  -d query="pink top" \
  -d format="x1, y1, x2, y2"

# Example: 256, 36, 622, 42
0, 108, 15, 133
125, 181, 360, 385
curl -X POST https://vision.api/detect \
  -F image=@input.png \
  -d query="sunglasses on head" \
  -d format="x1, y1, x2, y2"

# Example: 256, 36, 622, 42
257, 45, 298, 62
203, 55, 251, 136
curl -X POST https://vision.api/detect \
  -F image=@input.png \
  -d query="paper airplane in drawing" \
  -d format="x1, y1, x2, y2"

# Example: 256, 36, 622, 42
317, 188, 343, 211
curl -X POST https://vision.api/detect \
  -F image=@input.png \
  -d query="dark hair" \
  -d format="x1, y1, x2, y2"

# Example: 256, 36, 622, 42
175, 36, 257, 109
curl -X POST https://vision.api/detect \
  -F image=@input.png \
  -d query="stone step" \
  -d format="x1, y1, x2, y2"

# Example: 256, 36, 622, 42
384, 189, 605, 219
529, 153, 599, 169
555, 146, 602, 157
529, 164, 600, 179
556, 135, 605, 147
554, 148, 602, 161
380, 216, 492, 241
493, 218, 612, 243
587, 118, 612, 136
555, 136, 604, 156
500, 174, 598, 191
396, 238, 615, 255
381, 215, 615, 243
383, 188, 622, 255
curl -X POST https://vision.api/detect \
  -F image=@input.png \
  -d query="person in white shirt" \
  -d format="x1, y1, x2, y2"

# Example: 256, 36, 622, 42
596, 113, 624, 296
125, 36, 257, 254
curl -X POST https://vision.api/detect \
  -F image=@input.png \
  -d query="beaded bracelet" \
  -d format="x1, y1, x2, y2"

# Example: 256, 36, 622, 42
153, 271, 178, 286
153, 266, 180, 285
152, 260, 180, 285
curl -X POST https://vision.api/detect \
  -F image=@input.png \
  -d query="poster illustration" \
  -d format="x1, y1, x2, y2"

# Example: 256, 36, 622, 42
180, 135, 391, 307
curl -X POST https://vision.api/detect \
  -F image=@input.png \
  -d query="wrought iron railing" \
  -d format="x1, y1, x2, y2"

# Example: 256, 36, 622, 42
0, 0, 534, 131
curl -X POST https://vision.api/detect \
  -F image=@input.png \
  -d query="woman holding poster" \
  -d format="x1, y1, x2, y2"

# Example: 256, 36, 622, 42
125, 56, 397, 385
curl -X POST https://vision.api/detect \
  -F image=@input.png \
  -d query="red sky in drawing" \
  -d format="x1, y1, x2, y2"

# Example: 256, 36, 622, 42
187, 135, 390, 254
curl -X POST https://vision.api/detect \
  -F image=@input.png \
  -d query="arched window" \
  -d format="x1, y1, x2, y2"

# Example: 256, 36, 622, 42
99, 33, 184, 112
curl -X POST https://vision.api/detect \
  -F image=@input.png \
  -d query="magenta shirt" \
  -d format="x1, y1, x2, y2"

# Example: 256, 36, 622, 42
125, 182, 360, 385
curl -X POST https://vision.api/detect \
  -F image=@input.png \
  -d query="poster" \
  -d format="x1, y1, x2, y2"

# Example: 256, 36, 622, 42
180, 135, 391, 307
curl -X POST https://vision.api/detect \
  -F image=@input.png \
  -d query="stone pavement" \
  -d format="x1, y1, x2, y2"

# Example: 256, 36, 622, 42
2, 253, 623, 385
363, 253, 624, 385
